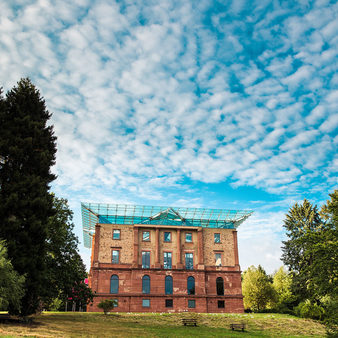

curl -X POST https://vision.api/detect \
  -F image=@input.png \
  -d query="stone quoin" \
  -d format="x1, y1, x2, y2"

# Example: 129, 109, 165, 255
82, 203, 253, 313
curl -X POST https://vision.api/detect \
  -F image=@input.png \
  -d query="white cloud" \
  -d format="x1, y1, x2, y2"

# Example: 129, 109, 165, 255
1, 0, 337, 273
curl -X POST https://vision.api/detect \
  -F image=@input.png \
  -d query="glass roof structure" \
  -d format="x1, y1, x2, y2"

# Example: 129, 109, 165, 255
81, 203, 253, 248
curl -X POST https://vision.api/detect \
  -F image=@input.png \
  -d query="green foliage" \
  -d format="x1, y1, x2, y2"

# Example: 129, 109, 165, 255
68, 280, 95, 307
242, 265, 276, 312
294, 299, 324, 320
44, 195, 89, 308
281, 199, 322, 301
97, 299, 118, 314
321, 295, 338, 336
0, 240, 25, 312
49, 297, 63, 311
0, 78, 57, 316
282, 191, 338, 334
272, 267, 297, 312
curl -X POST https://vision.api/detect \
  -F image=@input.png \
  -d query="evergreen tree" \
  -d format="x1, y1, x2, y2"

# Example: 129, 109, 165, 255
0, 78, 57, 316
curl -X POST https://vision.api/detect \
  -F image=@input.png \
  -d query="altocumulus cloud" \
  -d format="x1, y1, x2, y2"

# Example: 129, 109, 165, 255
0, 0, 337, 272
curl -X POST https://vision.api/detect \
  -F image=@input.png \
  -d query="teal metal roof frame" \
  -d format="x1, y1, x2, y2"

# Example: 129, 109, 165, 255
81, 203, 253, 248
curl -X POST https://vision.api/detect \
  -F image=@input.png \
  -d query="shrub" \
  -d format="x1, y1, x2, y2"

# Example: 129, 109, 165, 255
294, 299, 324, 320
97, 299, 117, 315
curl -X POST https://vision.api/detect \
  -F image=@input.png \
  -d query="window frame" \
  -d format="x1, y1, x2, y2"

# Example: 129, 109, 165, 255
142, 231, 150, 242
218, 300, 225, 308
185, 232, 192, 243
142, 251, 151, 269
112, 249, 120, 264
163, 251, 172, 269
185, 252, 194, 270
214, 233, 220, 243
113, 229, 121, 240
164, 231, 171, 242
110, 275, 119, 294
215, 253, 222, 267
142, 299, 150, 308
188, 299, 195, 308
165, 275, 173, 295
142, 275, 150, 294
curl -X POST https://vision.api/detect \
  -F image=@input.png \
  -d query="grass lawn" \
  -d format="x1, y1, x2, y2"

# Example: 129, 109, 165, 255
0, 312, 327, 337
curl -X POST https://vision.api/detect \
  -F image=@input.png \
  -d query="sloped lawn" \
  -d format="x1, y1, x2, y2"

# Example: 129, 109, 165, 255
0, 312, 327, 337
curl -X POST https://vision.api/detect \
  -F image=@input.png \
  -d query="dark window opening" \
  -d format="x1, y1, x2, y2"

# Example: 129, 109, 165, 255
165, 299, 173, 308
216, 277, 224, 295
218, 300, 225, 308
187, 276, 195, 295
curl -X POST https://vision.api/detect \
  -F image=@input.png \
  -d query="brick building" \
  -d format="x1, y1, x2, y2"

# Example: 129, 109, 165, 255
82, 203, 252, 313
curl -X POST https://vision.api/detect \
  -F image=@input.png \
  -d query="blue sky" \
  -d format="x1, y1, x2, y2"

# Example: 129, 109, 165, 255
1, 0, 337, 273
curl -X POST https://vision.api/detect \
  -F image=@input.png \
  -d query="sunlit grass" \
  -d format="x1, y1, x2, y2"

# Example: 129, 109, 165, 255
0, 311, 326, 337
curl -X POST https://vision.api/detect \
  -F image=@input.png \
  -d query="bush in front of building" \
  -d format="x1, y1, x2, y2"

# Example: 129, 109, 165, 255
97, 299, 117, 315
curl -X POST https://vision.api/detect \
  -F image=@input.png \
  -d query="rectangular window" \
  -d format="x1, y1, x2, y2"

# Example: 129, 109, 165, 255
142, 251, 150, 268
185, 253, 193, 270
165, 299, 173, 308
113, 229, 121, 240
185, 233, 192, 242
188, 300, 195, 308
218, 300, 225, 308
215, 253, 222, 266
112, 250, 119, 264
214, 233, 220, 243
114, 299, 118, 307
142, 299, 150, 307
142, 231, 150, 241
164, 232, 171, 242
164, 252, 172, 269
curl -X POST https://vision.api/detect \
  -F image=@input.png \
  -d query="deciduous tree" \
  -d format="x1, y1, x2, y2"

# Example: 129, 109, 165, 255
0, 240, 25, 312
272, 266, 296, 312
242, 265, 276, 312
44, 195, 89, 308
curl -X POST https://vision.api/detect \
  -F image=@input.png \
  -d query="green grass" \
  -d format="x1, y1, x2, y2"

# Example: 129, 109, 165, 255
0, 312, 327, 337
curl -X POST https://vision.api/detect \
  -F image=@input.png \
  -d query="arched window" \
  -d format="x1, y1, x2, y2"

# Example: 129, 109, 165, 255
187, 276, 195, 295
216, 277, 224, 295
165, 275, 173, 295
110, 275, 119, 294
142, 275, 150, 294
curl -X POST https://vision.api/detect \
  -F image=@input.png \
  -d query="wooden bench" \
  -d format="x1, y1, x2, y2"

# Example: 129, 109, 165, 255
230, 323, 245, 331
182, 318, 197, 326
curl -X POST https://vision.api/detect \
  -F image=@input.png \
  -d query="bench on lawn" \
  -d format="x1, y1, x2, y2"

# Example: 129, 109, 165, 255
182, 318, 197, 326
230, 323, 246, 331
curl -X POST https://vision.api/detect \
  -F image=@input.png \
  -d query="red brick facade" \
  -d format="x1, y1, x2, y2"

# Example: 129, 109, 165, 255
88, 223, 244, 313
